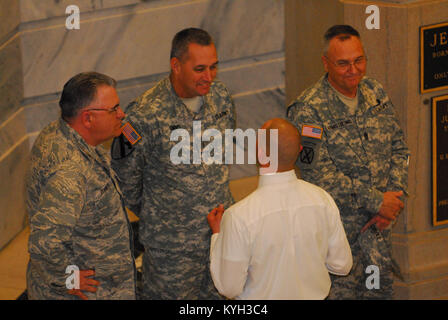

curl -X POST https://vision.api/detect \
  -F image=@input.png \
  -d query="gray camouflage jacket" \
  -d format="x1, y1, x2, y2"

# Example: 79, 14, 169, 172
111, 77, 235, 252
26, 118, 136, 300
287, 75, 410, 243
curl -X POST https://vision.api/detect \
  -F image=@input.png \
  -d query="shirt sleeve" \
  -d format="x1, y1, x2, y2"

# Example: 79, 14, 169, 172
323, 192, 353, 275
28, 167, 85, 293
385, 101, 410, 195
209, 211, 250, 299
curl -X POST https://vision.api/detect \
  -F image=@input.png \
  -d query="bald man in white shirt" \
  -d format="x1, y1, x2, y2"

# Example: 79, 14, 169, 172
207, 118, 352, 300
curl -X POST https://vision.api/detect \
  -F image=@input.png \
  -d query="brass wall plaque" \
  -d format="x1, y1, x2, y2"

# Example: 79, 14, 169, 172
421, 22, 448, 93
432, 95, 448, 226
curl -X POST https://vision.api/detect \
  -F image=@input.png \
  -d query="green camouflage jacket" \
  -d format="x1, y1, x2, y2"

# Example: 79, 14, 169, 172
287, 75, 410, 244
111, 77, 235, 252
26, 118, 136, 299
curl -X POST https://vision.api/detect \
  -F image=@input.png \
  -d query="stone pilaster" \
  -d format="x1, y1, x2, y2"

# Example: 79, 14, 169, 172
285, 0, 448, 299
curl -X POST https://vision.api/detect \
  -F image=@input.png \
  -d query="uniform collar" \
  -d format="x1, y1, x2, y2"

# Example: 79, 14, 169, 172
322, 74, 372, 117
58, 118, 110, 167
164, 77, 186, 107
164, 77, 215, 117
258, 169, 297, 188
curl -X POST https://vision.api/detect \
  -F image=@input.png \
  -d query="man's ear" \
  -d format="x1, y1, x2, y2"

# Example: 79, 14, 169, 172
170, 57, 181, 75
81, 111, 93, 129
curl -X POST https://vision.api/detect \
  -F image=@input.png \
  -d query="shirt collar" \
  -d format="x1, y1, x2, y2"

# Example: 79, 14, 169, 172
258, 169, 297, 188
59, 118, 110, 167
165, 76, 214, 116
164, 77, 185, 106
322, 74, 370, 116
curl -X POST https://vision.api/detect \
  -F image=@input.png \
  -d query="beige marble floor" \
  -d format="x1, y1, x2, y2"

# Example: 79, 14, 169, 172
0, 227, 29, 300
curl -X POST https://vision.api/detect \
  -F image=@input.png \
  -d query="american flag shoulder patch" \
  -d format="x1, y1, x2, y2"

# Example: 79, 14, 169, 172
302, 125, 323, 139
121, 122, 142, 145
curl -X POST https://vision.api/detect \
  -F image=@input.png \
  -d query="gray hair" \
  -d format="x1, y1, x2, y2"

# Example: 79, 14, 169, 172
59, 72, 116, 121
170, 28, 213, 61
323, 25, 361, 55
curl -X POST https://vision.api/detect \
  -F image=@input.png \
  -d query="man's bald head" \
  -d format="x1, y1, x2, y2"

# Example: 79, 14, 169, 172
259, 118, 301, 172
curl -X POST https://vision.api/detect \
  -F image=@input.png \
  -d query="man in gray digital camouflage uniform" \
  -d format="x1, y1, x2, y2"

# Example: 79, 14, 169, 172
26, 72, 136, 300
111, 28, 235, 299
287, 25, 410, 299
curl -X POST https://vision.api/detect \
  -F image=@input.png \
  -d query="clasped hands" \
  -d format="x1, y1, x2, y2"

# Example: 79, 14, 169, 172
361, 191, 404, 233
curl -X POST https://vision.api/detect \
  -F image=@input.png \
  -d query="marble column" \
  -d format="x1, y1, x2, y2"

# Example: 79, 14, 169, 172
0, 0, 285, 249
285, 0, 448, 299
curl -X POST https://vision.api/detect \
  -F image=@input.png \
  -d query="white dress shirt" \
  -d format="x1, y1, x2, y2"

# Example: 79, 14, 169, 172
209, 170, 352, 300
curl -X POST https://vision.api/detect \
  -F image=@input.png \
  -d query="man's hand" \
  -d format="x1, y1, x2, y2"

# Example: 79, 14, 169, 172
207, 204, 225, 234
378, 191, 404, 220
67, 269, 100, 300
361, 215, 392, 233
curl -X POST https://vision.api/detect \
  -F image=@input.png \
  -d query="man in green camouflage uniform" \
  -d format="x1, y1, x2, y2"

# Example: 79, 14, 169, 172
26, 72, 136, 300
111, 28, 235, 299
287, 25, 409, 299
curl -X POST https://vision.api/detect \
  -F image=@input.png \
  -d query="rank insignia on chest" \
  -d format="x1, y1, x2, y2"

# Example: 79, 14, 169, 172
122, 122, 141, 145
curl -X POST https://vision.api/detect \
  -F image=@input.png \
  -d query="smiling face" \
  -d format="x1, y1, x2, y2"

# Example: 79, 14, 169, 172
322, 35, 367, 97
170, 42, 218, 98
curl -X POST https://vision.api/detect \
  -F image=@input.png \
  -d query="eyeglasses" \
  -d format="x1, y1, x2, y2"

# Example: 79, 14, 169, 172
325, 56, 367, 70
85, 105, 120, 114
